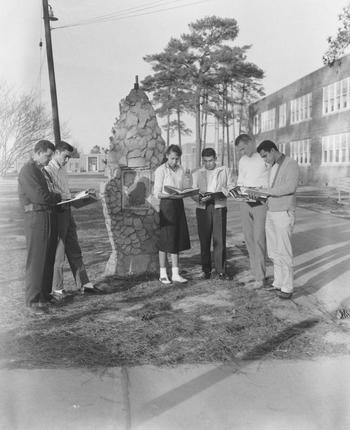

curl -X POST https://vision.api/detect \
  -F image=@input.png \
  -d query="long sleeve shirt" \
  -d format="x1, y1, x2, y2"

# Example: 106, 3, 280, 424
192, 165, 234, 209
18, 159, 61, 208
153, 163, 186, 198
237, 152, 269, 188
45, 159, 71, 200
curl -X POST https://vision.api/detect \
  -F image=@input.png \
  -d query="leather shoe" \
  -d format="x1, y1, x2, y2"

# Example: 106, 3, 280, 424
84, 286, 103, 294
278, 291, 293, 300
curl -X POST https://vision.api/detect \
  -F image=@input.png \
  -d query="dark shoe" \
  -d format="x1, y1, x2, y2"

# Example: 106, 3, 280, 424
84, 286, 103, 294
199, 271, 211, 280
264, 284, 281, 292
278, 291, 293, 300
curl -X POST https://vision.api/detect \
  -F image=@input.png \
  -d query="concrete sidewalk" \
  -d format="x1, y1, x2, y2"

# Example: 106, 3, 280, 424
1, 357, 350, 430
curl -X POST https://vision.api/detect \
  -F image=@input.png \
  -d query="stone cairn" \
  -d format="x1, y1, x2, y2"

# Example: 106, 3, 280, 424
100, 78, 166, 277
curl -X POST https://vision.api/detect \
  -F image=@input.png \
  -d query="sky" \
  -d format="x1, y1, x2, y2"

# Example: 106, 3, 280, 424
0, 0, 349, 153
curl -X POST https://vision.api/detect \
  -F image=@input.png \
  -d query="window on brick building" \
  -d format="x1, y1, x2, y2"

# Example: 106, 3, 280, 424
278, 142, 286, 154
290, 139, 310, 165
253, 114, 260, 134
278, 104, 287, 128
323, 77, 350, 115
290, 93, 312, 124
261, 108, 275, 132
322, 133, 350, 164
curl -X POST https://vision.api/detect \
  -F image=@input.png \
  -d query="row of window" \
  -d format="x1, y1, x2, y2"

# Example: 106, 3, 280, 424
253, 76, 350, 134
322, 133, 350, 165
323, 77, 350, 115
276, 132, 350, 166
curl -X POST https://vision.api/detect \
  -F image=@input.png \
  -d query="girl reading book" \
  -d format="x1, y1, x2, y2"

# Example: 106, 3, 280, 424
153, 144, 191, 284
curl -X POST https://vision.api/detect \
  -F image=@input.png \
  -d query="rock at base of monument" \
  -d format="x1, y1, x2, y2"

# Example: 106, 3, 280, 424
104, 252, 158, 278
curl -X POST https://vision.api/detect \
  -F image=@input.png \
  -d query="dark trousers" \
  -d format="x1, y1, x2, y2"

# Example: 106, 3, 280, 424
24, 210, 57, 306
52, 208, 89, 292
196, 205, 227, 274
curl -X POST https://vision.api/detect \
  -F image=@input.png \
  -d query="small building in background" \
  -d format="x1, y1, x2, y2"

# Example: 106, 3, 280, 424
14, 150, 107, 174
249, 53, 350, 185
66, 153, 106, 173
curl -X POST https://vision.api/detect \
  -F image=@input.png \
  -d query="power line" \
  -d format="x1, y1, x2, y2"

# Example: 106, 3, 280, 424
65, 0, 177, 25
53, 0, 211, 31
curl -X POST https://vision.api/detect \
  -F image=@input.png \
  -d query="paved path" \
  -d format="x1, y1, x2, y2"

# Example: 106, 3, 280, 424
1, 357, 350, 430
1, 178, 350, 429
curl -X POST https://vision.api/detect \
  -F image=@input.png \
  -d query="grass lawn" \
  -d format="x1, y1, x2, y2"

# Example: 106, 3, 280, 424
0, 179, 348, 368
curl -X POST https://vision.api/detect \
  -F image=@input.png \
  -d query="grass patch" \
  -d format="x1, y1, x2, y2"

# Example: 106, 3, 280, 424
0, 183, 348, 368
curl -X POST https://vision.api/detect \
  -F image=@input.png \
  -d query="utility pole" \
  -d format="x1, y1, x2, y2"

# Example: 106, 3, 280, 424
42, 0, 61, 145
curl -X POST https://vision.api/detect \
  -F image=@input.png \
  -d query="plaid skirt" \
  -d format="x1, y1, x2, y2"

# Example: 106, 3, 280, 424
159, 198, 190, 253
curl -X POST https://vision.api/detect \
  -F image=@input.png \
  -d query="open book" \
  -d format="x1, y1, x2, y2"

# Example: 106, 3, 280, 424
199, 191, 227, 203
57, 189, 98, 209
164, 185, 199, 198
229, 186, 269, 203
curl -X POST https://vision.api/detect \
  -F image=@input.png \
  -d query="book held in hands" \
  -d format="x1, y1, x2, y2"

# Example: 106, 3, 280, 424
163, 185, 200, 198
228, 186, 269, 203
57, 189, 98, 209
199, 191, 227, 203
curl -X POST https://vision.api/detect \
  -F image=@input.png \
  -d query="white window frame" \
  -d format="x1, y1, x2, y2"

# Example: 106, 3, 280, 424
278, 103, 287, 128
253, 114, 260, 134
278, 143, 286, 154
322, 133, 350, 165
323, 77, 350, 116
290, 139, 311, 166
261, 108, 276, 132
290, 93, 312, 124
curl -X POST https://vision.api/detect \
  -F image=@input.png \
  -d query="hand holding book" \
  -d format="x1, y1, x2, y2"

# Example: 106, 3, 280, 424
228, 186, 269, 203
163, 186, 199, 199
57, 189, 98, 208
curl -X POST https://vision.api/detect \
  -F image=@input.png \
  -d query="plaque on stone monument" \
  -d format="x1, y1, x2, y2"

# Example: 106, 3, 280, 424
121, 168, 152, 210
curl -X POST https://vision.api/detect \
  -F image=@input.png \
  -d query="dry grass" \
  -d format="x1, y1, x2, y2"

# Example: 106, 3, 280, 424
0, 180, 348, 369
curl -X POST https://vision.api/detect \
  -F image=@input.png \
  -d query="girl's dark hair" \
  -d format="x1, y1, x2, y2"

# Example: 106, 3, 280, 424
165, 144, 182, 157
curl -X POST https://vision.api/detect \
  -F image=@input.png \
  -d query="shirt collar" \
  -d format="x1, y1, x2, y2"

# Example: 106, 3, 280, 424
275, 153, 285, 166
50, 158, 62, 169
165, 162, 180, 172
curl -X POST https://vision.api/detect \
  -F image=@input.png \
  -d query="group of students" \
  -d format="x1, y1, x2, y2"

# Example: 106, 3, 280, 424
18, 140, 100, 314
19, 134, 299, 314
154, 134, 299, 299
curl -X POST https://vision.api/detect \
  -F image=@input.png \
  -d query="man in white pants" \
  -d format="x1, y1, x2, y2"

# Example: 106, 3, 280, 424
255, 140, 299, 300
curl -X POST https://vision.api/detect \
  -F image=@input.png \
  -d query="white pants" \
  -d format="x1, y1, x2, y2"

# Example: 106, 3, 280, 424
265, 210, 295, 293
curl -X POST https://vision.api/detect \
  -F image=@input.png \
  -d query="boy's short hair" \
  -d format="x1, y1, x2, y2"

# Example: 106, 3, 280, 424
256, 140, 278, 153
234, 134, 252, 146
55, 140, 74, 153
201, 147, 216, 158
34, 140, 55, 153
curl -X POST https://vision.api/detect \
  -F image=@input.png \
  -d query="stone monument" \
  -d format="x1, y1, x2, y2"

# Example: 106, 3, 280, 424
100, 77, 166, 277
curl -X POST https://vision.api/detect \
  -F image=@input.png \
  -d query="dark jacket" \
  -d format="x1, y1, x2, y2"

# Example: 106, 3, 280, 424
18, 159, 61, 208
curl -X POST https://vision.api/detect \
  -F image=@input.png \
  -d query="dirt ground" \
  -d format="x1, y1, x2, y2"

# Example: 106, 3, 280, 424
0, 178, 349, 368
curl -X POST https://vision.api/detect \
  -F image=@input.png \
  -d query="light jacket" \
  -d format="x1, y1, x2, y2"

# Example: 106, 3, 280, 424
267, 156, 299, 212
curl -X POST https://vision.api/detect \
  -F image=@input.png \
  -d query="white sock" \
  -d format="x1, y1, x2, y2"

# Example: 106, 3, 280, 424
172, 267, 180, 278
160, 267, 168, 279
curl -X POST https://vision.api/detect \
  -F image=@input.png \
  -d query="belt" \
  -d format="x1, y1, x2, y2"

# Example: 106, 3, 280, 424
24, 203, 52, 213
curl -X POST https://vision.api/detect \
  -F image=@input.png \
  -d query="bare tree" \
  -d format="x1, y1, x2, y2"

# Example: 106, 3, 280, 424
0, 84, 55, 176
